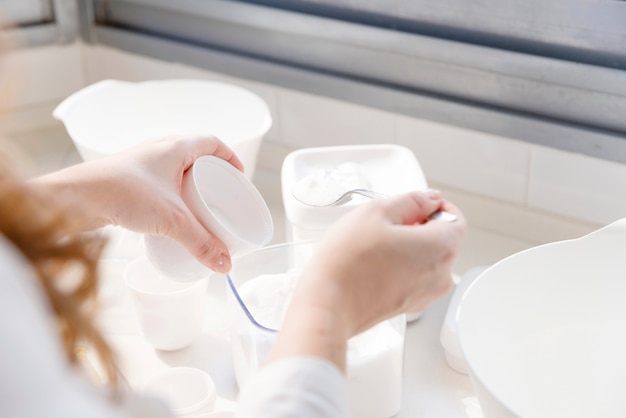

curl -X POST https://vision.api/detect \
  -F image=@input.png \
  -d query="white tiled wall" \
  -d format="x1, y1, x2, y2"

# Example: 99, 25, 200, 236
0, 44, 85, 135
3, 44, 85, 108
529, 146, 626, 225
396, 116, 530, 205
277, 90, 395, 148
5, 42, 622, 260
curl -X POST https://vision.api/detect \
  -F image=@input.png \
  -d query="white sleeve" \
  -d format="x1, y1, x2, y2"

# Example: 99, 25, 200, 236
236, 357, 348, 418
0, 236, 170, 418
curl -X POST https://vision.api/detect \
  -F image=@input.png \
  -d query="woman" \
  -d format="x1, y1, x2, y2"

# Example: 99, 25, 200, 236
0, 134, 465, 417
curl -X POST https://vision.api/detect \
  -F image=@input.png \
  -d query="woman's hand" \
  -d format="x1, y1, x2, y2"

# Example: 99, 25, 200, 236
270, 190, 466, 371
33, 135, 242, 272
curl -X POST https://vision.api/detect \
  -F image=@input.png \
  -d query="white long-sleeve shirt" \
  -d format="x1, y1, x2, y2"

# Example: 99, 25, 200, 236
237, 357, 347, 417
0, 235, 346, 418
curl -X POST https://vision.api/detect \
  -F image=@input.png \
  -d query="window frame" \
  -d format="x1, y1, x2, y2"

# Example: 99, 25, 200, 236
1, 0, 78, 48
81, 0, 626, 163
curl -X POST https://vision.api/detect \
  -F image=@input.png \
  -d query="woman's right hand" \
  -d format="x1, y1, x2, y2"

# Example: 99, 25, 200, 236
270, 189, 466, 371
32, 135, 243, 273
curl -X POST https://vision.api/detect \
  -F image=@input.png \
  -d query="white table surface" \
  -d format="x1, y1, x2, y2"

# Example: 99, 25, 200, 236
96, 227, 484, 417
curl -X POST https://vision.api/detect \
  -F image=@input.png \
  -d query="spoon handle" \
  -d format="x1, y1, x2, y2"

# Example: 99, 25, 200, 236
429, 210, 458, 222
347, 191, 458, 222
349, 189, 389, 200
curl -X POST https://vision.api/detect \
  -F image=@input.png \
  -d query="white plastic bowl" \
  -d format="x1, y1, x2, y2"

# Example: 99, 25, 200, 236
458, 218, 626, 418
53, 79, 272, 178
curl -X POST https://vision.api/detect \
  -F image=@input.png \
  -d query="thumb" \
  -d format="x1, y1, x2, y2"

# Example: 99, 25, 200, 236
384, 190, 443, 225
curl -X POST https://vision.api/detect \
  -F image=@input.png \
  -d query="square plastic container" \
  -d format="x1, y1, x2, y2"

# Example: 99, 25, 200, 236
218, 240, 406, 418
281, 144, 428, 241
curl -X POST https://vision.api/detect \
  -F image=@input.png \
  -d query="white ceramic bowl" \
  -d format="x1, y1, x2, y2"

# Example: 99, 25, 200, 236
53, 79, 272, 178
142, 367, 217, 417
458, 218, 626, 418
145, 155, 273, 281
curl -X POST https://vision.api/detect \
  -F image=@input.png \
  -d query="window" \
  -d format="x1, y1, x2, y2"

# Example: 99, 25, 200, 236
0, 0, 77, 47
83, 0, 626, 162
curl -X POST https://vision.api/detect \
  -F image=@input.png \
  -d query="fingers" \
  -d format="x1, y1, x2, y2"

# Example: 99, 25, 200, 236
385, 191, 466, 274
422, 200, 467, 237
180, 135, 245, 172
437, 200, 465, 223
381, 189, 444, 225
172, 209, 233, 273
155, 134, 240, 272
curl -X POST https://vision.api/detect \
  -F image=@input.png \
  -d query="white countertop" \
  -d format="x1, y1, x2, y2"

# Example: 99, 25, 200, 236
95, 227, 486, 417
92, 165, 568, 418
11, 126, 602, 417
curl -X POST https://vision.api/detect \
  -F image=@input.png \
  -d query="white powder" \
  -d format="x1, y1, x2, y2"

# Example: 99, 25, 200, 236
230, 272, 405, 418
237, 272, 298, 329
346, 320, 404, 418
292, 162, 371, 206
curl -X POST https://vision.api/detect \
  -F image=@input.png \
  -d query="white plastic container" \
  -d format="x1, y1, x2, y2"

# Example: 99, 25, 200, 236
53, 79, 272, 179
281, 144, 428, 242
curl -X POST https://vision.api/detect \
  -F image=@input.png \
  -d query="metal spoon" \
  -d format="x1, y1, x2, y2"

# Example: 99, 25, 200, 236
305, 188, 388, 206
292, 189, 458, 222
